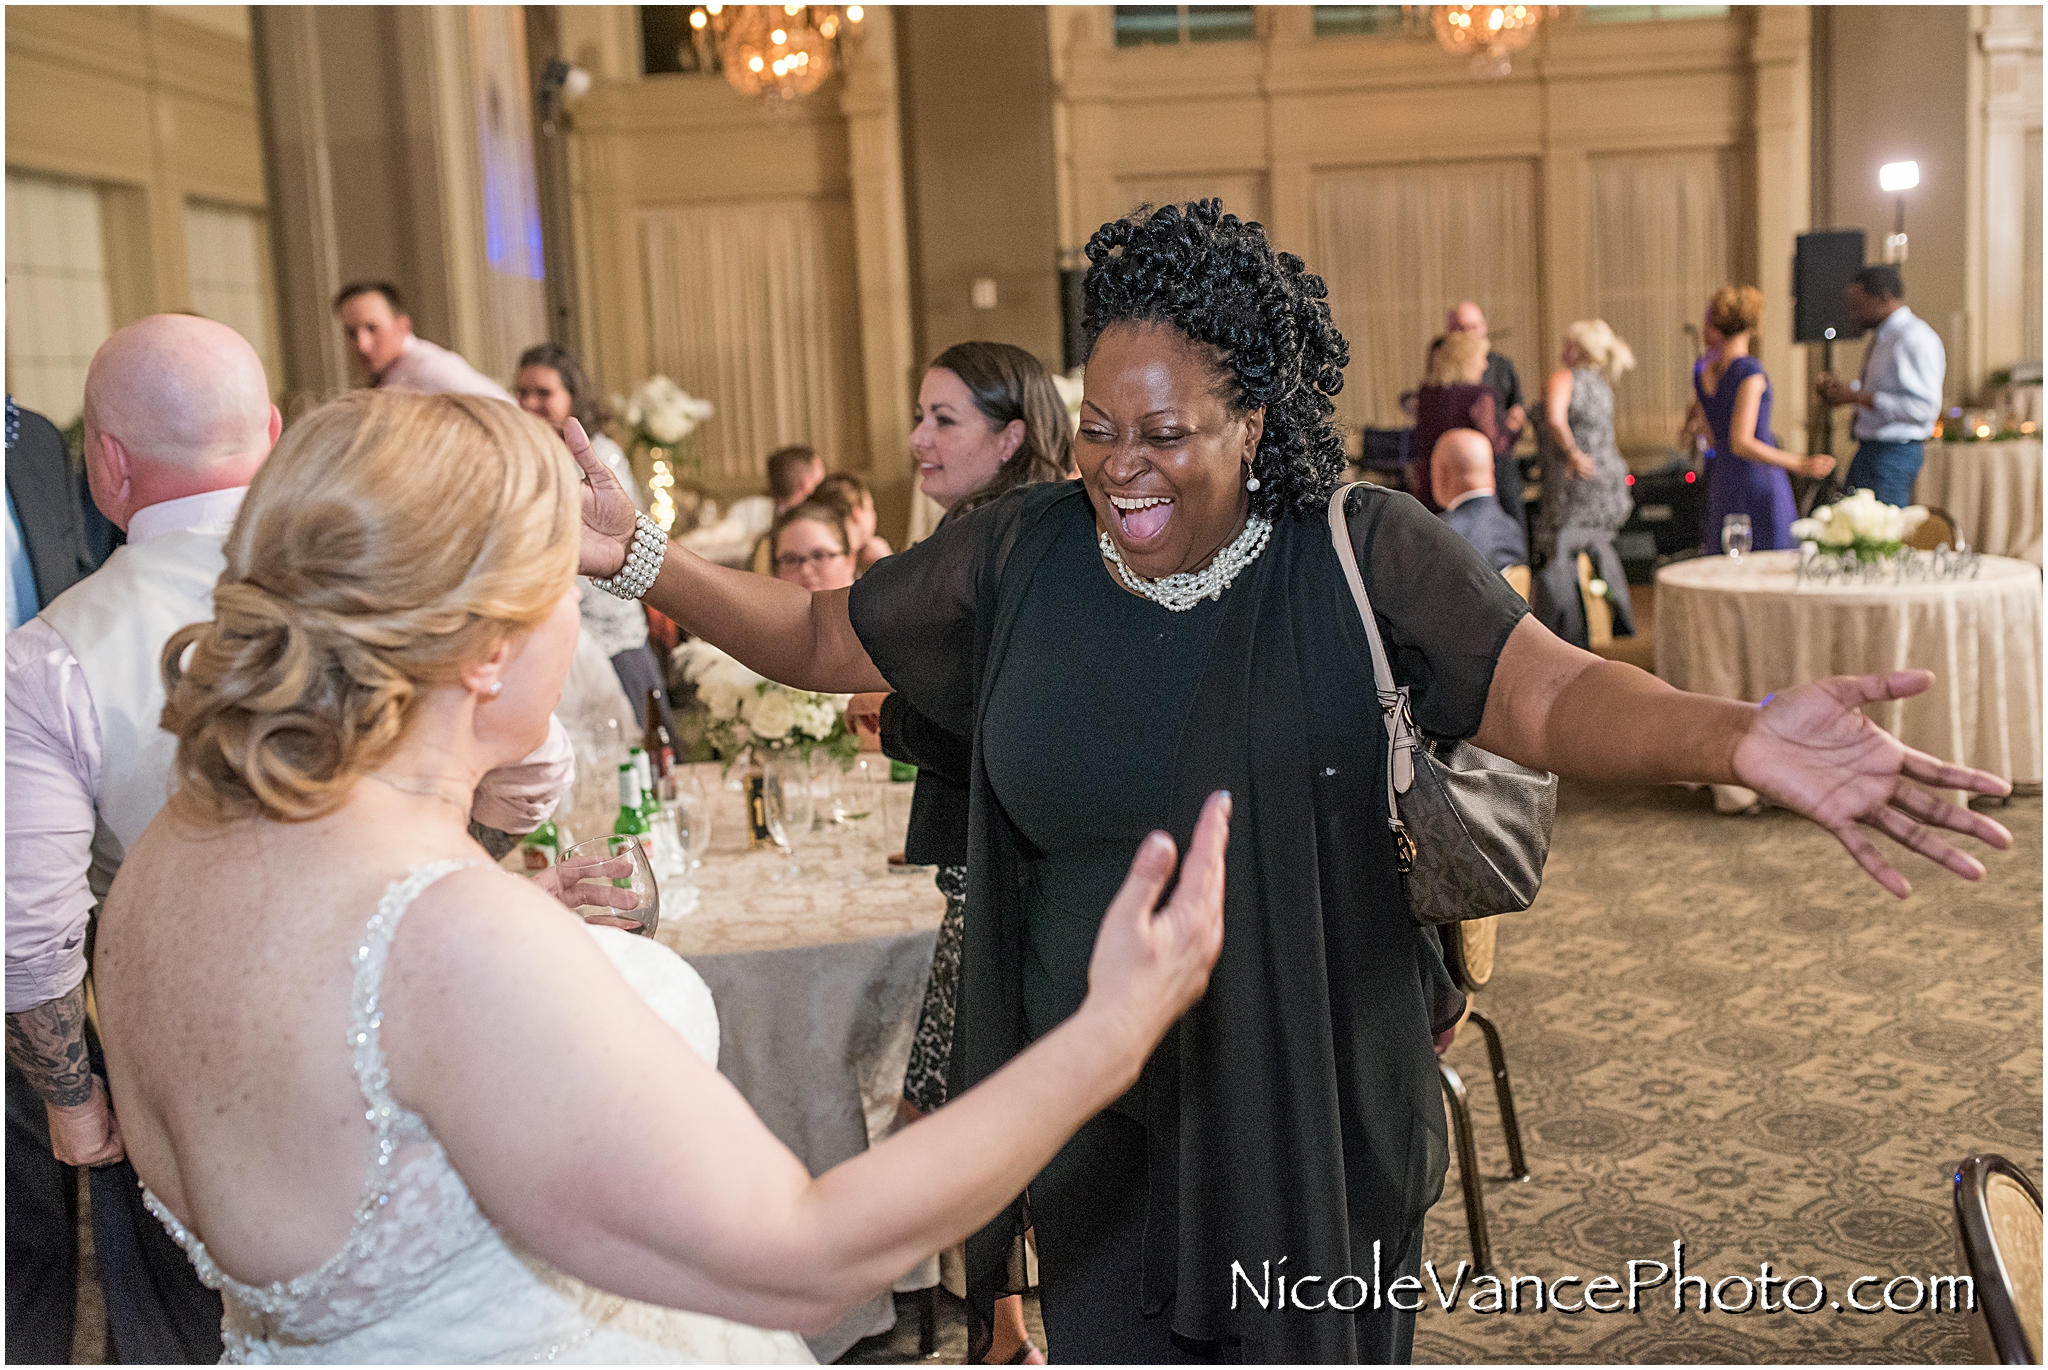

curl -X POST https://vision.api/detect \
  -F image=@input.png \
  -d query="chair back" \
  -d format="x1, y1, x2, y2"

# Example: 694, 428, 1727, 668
1906, 506, 1968, 553
1954, 1153, 2043, 1363
1502, 563, 1532, 602
1575, 553, 1615, 648
1438, 917, 1499, 994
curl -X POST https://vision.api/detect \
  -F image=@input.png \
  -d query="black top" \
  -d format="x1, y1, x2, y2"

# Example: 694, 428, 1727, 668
848, 480, 1527, 1361
877, 693, 970, 866
978, 509, 1225, 1058
4, 399, 107, 606
1482, 348, 1524, 417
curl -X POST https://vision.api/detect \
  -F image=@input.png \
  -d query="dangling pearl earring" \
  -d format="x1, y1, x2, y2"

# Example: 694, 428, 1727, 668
1245, 472, 1261, 492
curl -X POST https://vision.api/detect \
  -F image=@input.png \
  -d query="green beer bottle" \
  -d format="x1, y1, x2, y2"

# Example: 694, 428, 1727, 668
631, 746, 661, 825
519, 818, 561, 872
614, 763, 651, 839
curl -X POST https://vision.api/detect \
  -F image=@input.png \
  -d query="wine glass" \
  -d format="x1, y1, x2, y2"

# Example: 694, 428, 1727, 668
768, 754, 812, 882
1722, 513, 1753, 561
560, 835, 661, 938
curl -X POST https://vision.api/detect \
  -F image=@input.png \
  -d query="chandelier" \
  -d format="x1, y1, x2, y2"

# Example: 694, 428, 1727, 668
1427, 5, 1553, 78
686, 3, 865, 102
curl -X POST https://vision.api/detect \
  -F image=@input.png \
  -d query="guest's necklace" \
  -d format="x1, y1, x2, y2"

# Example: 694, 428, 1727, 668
1098, 515, 1273, 612
365, 771, 470, 818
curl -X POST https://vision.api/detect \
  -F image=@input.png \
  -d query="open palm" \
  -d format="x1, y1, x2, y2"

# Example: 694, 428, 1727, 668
1731, 669, 2013, 898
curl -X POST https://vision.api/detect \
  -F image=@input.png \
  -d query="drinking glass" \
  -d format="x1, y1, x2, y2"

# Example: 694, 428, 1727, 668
1721, 513, 1753, 561
559, 835, 660, 938
767, 754, 812, 882
661, 768, 711, 878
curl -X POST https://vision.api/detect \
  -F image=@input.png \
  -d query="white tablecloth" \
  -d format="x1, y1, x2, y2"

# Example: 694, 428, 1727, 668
1915, 439, 2043, 566
1655, 551, 2043, 789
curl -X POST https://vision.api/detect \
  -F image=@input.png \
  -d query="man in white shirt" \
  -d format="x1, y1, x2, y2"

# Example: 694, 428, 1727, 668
1814, 264, 1946, 507
334, 280, 514, 402
5, 316, 569, 1361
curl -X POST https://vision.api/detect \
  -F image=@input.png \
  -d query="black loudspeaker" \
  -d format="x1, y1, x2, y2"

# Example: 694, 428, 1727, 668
1793, 230, 1867, 343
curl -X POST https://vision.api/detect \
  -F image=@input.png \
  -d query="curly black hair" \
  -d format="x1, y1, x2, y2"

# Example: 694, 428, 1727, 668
1081, 199, 1349, 522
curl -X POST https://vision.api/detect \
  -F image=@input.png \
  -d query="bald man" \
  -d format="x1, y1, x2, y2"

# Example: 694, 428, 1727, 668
1431, 428, 1528, 572
3, 318, 563, 1361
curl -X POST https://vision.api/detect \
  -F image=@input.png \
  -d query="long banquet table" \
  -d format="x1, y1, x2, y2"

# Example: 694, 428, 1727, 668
1914, 438, 2043, 566
1655, 551, 2044, 801
658, 765, 943, 1361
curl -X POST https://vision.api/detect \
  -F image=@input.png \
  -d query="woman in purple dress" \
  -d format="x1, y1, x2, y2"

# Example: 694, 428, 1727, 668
1682, 285, 1835, 551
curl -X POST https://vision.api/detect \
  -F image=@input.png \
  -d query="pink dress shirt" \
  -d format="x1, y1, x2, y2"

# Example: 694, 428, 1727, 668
374, 335, 514, 402
4, 487, 573, 1013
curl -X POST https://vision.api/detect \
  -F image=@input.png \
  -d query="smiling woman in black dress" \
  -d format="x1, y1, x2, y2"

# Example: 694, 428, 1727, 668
573, 202, 2012, 1363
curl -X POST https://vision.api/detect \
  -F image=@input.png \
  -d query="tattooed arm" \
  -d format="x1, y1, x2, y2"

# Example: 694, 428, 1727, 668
6, 983, 124, 1166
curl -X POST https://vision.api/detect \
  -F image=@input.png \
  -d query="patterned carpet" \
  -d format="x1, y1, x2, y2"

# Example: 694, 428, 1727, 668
1414, 780, 2041, 1365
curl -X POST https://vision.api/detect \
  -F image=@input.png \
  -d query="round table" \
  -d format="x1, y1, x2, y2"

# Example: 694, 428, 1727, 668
1914, 439, 2043, 566
1655, 551, 2043, 792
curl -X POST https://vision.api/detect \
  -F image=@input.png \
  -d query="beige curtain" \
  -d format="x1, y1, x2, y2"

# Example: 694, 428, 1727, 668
1588, 150, 1735, 449
2025, 128, 2042, 364
641, 198, 864, 485
1311, 161, 1541, 434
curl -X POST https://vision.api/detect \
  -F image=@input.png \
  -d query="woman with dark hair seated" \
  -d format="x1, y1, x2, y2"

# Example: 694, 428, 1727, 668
574, 201, 2011, 1363
766, 501, 859, 593
515, 343, 673, 739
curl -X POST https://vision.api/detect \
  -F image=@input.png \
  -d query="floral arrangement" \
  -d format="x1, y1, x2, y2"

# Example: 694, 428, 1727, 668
674, 640, 857, 769
614, 376, 715, 532
1790, 489, 1929, 561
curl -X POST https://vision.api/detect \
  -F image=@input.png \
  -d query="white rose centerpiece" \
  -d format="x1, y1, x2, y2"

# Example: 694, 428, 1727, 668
674, 640, 856, 770
1790, 489, 1929, 563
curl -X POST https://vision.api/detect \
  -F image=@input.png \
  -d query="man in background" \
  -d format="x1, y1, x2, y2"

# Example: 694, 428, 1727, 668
6, 398, 109, 633
1447, 300, 1530, 528
1814, 265, 1945, 507
1431, 427, 1528, 572
767, 444, 826, 514
334, 281, 513, 402
6, 318, 570, 1362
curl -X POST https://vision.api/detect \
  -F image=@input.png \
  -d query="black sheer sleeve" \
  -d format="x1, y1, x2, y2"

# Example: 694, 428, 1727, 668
845, 502, 993, 738
879, 693, 971, 787
1345, 485, 1530, 740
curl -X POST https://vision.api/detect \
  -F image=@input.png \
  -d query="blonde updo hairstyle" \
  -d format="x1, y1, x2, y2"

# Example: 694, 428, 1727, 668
1708, 284, 1765, 339
1426, 329, 1489, 388
161, 390, 580, 824
1564, 318, 1637, 381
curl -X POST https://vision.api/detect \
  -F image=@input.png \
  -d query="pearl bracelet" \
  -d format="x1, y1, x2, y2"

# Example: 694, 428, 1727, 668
591, 512, 669, 601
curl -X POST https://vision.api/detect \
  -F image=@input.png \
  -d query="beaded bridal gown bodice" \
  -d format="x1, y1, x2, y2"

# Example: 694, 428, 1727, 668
142, 862, 812, 1365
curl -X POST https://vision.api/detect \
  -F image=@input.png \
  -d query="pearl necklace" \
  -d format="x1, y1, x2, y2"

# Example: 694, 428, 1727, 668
1098, 516, 1273, 612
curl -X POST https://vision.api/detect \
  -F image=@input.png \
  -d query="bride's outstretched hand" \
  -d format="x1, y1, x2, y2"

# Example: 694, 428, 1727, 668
1731, 669, 2013, 898
1085, 791, 1231, 1053
566, 417, 638, 580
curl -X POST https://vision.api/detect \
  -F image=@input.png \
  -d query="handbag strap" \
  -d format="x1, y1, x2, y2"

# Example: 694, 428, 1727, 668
1326, 485, 1418, 863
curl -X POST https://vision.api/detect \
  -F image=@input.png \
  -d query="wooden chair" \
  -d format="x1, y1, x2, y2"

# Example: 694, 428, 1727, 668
1954, 1154, 2042, 1363
1501, 563, 1532, 602
1907, 505, 1969, 553
1575, 553, 1615, 650
1435, 917, 1531, 1278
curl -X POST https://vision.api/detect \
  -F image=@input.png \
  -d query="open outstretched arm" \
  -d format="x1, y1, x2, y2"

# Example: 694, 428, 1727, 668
568, 419, 886, 694
1473, 617, 2013, 899
391, 793, 1231, 1334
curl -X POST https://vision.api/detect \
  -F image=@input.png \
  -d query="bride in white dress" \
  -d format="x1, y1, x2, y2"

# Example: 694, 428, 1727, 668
94, 392, 1230, 1364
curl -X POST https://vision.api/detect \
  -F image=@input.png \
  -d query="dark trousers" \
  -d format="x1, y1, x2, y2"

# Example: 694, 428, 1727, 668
6, 1059, 222, 1364
609, 644, 679, 742
1533, 526, 1635, 650
1845, 439, 1925, 508
1030, 1112, 1420, 1364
